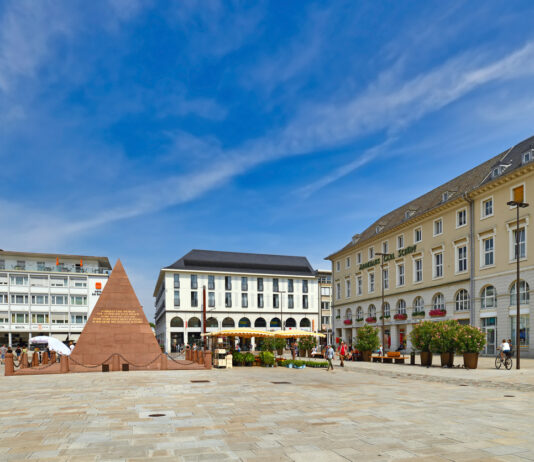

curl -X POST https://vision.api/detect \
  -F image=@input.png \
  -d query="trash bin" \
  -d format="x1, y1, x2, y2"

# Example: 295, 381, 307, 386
410, 351, 416, 365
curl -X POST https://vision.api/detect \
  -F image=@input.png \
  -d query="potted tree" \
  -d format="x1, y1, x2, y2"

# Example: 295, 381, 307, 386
457, 324, 486, 369
244, 352, 255, 366
298, 336, 316, 358
274, 338, 286, 356
430, 320, 459, 368
410, 321, 435, 367
355, 325, 379, 361
259, 351, 275, 367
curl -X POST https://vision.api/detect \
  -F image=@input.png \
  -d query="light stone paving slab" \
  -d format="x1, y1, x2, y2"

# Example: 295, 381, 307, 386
1, 363, 534, 461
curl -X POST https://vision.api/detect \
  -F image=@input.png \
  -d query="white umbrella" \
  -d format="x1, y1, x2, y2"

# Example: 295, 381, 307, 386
30, 336, 71, 356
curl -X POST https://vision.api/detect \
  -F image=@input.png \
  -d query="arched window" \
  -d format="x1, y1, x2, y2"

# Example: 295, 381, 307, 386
270, 317, 281, 328
413, 296, 424, 312
170, 316, 183, 328
455, 289, 469, 311
510, 280, 530, 305
432, 293, 445, 310
188, 317, 201, 328
481, 285, 497, 309
345, 308, 352, 320
206, 317, 218, 328
368, 304, 376, 318
383, 302, 390, 317
285, 317, 297, 328
300, 318, 311, 328
397, 299, 406, 315
222, 317, 235, 328
238, 317, 251, 327
254, 317, 266, 328
356, 306, 363, 319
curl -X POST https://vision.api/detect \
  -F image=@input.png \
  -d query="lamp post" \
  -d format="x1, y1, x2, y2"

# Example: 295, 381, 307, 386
376, 252, 394, 351
507, 196, 529, 370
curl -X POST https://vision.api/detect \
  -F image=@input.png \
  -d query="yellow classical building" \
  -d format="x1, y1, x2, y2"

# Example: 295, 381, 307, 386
326, 135, 534, 357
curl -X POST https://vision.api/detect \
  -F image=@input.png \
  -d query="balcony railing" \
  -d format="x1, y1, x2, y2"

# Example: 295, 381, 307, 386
4, 264, 110, 275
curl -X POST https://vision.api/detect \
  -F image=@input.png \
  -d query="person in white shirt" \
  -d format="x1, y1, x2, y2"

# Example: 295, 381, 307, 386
500, 339, 510, 361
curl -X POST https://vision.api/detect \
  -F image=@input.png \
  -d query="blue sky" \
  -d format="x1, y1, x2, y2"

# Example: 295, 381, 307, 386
2, 1, 534, 318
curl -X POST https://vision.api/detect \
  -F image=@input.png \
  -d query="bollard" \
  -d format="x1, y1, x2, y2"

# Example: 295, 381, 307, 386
160, 354, 168, 370
203, 351, 212, 370
42, 353, 49, 365
5, 352, 14, 376
199, 351, 204, 365
60, 355, 69, 373
20, 352, 28, 369
31, 349, 40, 367
112, 354, 120, 372
50, 351, 57, 363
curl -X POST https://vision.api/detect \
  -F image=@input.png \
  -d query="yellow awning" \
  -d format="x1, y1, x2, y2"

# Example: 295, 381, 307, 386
273, 330, 326, 338
201, 328, 275, 338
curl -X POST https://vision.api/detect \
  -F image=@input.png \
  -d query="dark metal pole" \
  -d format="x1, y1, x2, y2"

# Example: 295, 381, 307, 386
381, 256, 385, 350
515, 205, 521, 370
202, 285, 207, 351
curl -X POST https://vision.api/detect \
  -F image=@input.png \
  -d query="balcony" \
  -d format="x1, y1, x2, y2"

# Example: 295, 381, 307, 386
5, 264, 110, 275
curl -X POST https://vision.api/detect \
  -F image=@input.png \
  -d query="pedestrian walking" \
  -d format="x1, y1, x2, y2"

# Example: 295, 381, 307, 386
0, 344, 6, 365
326, 344, 334, 371
290, 342, 296, 360
339, 341, 347, 367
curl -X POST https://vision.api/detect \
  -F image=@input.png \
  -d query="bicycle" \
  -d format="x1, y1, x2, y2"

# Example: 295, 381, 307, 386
495, 351, 512, 370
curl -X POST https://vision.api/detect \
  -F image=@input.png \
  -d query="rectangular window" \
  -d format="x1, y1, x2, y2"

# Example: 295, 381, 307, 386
336, 261, 340, 272
15, 260, 25, 270
241, 293, 248, 308
70, 277, 87, 288
71, 315, 87, 324
0, 294, 7, 304
10, 275, 28, 286
191, 274, 198, 290
511, 315, 530, 347
434, 219, 443, 236
383, 268, 389, 289
513, 228, 526, 260
288, 294, 294, 309
434, 253, 443, 278
241, 277, 248, 291
321, 286, 331, 296
345, 280, 351, 298
457, 246, 467, 272
273, 294, 280, 308
11, 313, 28, 323
457, 209, 467, 227
369, 247, 375, 259
30, 276, 48, 287
482, 198, 493, 217
357, 276, 362, 295
414, 227, 422, 243
191, 291, 198, 307
346, 257, 351, 268
0, 260, 4, 270
382, 241, 389, 254
512, 185, 525, 203
397, 235, 404, 250
11, 294, 28, 304
321, 315, 330, 325
37, 261, 45, 271
273, 278, 279, 292
31, 313, 49, 324
51, 277, 67, 287
369, 272, 375, 292
174, 274, 180, 288
257, 278, 263, 291
302, 295, 309, 309
414, 258, 423, 282
51, 295, 67, 305
257, 293, 264, 308
208, 275, 215, 290
51, 313, 68, 324
208, 292, 215, 307
302, 280, 308, 293
483, 237, 494, 266
288, 279, 294, 292
357, 253, 362, 264
336, 283, 341, 299
225, 292, 232, 308
174, 290, 180, 307
321, 301, 330, 310
31, 295, 48, 305
397, 264, 405, 286
70, 295, 87, 305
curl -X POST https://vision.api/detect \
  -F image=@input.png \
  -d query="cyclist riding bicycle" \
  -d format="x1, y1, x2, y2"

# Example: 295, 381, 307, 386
499, 339, 511, 361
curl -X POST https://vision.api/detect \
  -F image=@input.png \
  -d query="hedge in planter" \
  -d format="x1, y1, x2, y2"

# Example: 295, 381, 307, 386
355, 324, 379, 361
259, 351, 275, 367
410, 321, 435, 366
244, 352, 255, 366
232, 351, 245, 366
429, 320, 459, 367
298, 336, 317, 357
456, 324, 486, 369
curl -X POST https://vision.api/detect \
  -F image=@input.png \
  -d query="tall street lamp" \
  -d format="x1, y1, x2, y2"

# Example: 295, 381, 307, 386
376, 252, 394, 351
507, 192, 529, 370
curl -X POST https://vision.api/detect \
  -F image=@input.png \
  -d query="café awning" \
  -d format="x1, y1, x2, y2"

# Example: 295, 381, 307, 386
273, 330, 326, 338
201, 328, 275, 338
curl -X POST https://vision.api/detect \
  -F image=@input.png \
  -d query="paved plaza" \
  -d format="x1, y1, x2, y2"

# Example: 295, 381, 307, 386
1, 357, 534, 461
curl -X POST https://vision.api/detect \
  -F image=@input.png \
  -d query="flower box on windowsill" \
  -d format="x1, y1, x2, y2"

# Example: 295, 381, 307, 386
412, 311, 425, 317
429, 309, 447, 317
343, 319, 352, 325
355, 318, 364, 322
394, 313, 407, 321
365, 317, 377, 323
379, 315, 391, 320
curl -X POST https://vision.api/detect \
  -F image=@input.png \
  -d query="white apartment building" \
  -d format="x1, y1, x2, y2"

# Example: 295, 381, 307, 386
0, 250, 111, 346
153, 250, 320, 352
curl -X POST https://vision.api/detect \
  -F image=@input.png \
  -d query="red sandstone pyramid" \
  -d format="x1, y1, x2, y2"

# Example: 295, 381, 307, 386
70, 259, 161, 366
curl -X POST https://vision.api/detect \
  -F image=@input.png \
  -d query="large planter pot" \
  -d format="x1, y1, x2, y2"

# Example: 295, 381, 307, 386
440, 352, 454, 368
420, 351, 433, 367
361, 350, 372, 362
299, 350, 306, 357
463, 352, 479, 369
277, 348, 283, 356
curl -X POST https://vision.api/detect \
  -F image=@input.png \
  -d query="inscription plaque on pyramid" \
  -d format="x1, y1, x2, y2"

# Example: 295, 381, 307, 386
70, 259, 162, 366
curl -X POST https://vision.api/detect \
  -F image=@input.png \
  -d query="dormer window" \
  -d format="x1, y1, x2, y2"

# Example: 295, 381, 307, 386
523, 150, 533, 165
491, 167, 501, 178
405, 209, 416, 219
441, 192, 449, 202
375, 225, 384, 234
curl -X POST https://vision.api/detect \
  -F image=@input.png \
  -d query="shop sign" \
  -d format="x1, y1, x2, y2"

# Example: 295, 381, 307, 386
358, 245, 417, 270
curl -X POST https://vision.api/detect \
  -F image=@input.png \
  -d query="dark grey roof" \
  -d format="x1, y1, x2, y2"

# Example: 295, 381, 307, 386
165, 249, 316, 277
327, 134, 534, 259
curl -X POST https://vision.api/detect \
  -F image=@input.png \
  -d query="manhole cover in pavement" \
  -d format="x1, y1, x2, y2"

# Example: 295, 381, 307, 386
191, 380, 210, 383
459, 384, 468, 386
271, 381, 291, 384
504, 395, 515, 398
149, 414, 166, 417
